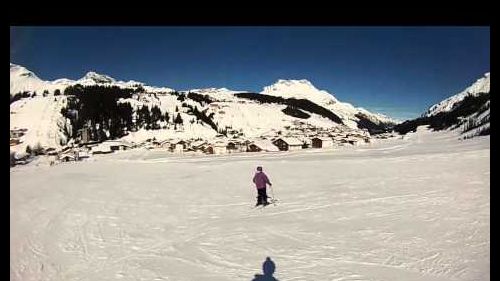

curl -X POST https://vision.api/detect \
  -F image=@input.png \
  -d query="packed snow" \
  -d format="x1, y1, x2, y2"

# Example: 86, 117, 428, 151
10, 126, 489, 281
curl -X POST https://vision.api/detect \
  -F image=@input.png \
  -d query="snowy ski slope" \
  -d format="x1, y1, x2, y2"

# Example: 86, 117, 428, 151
10, 126, 489, 280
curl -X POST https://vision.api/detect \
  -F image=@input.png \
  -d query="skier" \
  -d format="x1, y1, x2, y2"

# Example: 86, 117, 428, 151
253, 166, 272, 206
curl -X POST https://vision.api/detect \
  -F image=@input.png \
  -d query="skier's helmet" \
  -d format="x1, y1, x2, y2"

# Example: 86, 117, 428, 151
257, 166, 263, 171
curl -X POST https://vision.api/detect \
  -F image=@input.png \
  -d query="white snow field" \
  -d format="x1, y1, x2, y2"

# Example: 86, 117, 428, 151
10, 127, 489, 281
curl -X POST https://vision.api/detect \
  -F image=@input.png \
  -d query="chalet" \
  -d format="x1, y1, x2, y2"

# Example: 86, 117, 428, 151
14, 152, 32, 165
171, 140, 187, 154
77, 150, 90, 159
60, 145, 72, 154
241, 140, 253, 150
247, 140, 279, 152
213, 141, 227, 155
151, 139, 162, 147
103, 140, 133, 151
311, 137, 334, 148
190, 140, 206, 148
156, 140, 172, 150
173, 140, 187, 149
10, 139, 21, 146
45, 147, 58, 156
189, 140, 207, 153
10, 129, 27, 139
91, 144, 113, 154
226, 141, 243, 153
348, 139, 360, 146
142, 143, 155, 150
203, 144, 215, 154
247, 143, 262, 152
59, 153, 76, 162
297, 137, 311, 149
272, 137, 303, 151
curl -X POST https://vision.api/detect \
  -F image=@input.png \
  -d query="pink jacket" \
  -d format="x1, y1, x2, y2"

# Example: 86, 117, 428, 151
253, 171, 271, 189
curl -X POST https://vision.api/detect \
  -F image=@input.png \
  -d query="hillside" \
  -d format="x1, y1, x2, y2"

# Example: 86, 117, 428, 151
10, 64, 397, 153
394, 72, 490, 138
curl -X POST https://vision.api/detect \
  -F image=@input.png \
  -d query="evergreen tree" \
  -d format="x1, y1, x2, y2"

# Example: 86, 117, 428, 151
137, 105, 151, 129
177, 94, 186, 102
174, 113, 183, 125
150, 106, 162, 129
116, 103, 131, 130
144, 106, 151, 129
54, 89, 61, 96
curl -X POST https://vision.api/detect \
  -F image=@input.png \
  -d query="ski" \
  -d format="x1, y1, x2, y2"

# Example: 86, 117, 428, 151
251, 198, 279, 209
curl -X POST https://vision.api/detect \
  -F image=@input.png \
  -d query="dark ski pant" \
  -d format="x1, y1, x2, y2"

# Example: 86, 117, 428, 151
256, 188, 268, 205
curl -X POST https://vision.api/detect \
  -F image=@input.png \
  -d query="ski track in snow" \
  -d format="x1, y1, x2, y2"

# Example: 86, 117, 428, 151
10, 128, 489, 281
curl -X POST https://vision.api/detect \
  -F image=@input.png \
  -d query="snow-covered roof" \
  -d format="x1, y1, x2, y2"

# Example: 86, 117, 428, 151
275, 137, 303, 146
59, 153, 75, 159
311, 137, 333, 141
14, 151, 29, 160
251, 139, 279, 152
213, 140, 227, 147
91, 145, 112, 152
190, 140, 206, 147
103, 140, 133, 147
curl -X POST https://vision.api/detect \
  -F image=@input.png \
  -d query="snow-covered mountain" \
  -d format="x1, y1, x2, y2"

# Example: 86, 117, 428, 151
262, 79, 398, 128
10, 63, 63, 94
77, 71, 117, 84
10, 63, 397, 152
394, 72, 490, 138
424, 72, 490, 117
10, 63, 173, 95
263, 79, 340, 105
425, 72, 490, 138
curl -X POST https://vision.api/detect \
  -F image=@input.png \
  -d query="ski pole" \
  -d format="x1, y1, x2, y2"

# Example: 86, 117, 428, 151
269, 185, 277, 205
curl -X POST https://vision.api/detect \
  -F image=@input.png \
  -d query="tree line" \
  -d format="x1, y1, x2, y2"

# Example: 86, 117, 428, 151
234, 92, 344, 124
61, 84, 185, 142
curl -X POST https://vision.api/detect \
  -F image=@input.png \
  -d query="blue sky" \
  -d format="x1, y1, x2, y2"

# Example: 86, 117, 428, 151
10, 26, 489, 121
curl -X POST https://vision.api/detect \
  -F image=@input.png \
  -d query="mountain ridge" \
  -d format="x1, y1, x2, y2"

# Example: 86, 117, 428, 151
10, 63, 399, 152
394, 72, 490, 138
